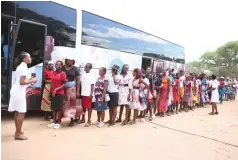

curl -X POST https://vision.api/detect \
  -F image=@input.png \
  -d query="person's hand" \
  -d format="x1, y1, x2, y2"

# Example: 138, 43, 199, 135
76, 92, 80, 98
52, 89, 57, 97
127, 95, 130, 101
30, 78, 37, 84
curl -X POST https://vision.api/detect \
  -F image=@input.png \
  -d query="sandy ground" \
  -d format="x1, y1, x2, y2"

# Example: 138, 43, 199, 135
2, 100, 238, 160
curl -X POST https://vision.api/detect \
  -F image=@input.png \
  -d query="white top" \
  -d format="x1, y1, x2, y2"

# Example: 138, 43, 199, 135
8, 62, 29, 113
81, 72, 95, 96
196, 79, 201, 88
179, 75, 185, 88
107, 75, 119, 93
211, 79, 219, 103
143, 78, 150, 95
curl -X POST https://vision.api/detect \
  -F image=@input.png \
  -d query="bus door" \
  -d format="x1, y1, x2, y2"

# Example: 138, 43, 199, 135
152, 60, 164, 77
1, 15, 15, 107
10, 19, 47, 110
142, 57, 152, 71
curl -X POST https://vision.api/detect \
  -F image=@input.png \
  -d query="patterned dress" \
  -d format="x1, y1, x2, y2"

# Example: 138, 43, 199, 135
129, 79, 147, 111
118, 74, 132, 105
94, 77, 108, 111
183, 80, 194, 106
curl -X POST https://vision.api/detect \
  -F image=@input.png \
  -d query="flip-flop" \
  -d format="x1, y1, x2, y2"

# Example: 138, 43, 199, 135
15, 135, 28, 140
121, 121, 128, 125
115, 119, 122, 123
208, 112, 215, 115
84, 123, 91, 127
129, 121, 136, 125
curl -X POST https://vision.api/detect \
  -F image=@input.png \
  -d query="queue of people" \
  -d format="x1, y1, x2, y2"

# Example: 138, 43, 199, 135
8, 52, 238, 140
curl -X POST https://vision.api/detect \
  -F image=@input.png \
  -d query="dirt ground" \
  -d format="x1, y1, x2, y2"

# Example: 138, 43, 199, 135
2, 100, 238, 160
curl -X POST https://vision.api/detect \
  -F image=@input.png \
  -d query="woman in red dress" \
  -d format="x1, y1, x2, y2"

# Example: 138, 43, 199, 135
172, 73, 181, 114
157, 69, 170, 117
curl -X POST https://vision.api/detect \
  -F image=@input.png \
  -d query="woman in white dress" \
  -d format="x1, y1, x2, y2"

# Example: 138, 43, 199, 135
208, 75, 219, 115
8, 52, 37, 140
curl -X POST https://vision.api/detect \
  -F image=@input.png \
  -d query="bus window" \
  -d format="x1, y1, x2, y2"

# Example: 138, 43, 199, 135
13, 21, 46, 70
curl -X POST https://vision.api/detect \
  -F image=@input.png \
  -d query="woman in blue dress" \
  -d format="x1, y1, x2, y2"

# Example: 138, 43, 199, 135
200, 74, 207, 106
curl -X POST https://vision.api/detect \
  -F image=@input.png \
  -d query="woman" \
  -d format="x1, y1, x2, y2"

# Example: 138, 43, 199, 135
62, 56, 83, 127
106, 65, 120, 126
129, 68, 149, 125
94, 67, 108, 128
167, 69, 174, 116
8, 52, 37, 140
201, 74, 207, 107
157, 69, 170, 117
172, 73, 180, 114
116, 64, 132, 124
47, 61, 66, 129
219, 77, 225, 104
208, 75, 219, 115
41, 61, 54, 120
183, 75, 194, 112
195, 75, 201, 107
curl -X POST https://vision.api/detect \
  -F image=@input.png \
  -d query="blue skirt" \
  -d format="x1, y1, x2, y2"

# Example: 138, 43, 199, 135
94, 101, 107, 111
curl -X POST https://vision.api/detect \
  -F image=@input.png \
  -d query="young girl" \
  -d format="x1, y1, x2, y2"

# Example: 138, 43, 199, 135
94, 67, 108, 128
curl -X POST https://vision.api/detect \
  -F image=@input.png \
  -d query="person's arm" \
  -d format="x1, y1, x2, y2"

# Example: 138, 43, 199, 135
90, 83, 94, 97
76, 75, 80, 97
20, 76, 36, 85
177, 80, 180, 95
113, 75, 120, 85
139, 78, 150, 96
167, 77, 170, 97
102, 80, 108, 100
75, 67, 80, 97
52, 72, 66, 97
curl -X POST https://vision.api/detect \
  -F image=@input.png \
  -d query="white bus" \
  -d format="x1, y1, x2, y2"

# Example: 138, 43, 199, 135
1, 1, 185, 110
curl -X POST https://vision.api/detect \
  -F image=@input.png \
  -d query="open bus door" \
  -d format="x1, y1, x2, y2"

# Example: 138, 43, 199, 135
9, 19, 47, 110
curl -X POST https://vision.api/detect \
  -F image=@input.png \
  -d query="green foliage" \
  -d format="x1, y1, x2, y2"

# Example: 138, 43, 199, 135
186, 40, 238, 78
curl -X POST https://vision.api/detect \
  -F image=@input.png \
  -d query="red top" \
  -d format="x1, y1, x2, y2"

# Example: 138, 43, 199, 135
51, 71, 67, 95
173, 79, 179, 93
220, 81, 225, 86
44, 68, 53, 80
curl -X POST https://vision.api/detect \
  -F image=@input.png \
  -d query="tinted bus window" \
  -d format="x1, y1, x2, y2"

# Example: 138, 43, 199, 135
82, 11, 185, 64
15, 1, 77, 48
1, 1, 16, 17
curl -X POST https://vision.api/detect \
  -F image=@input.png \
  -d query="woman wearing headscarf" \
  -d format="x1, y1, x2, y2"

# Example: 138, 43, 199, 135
62, 55, 83, 127
8, 52, 37, 140
41, 61, 54, 120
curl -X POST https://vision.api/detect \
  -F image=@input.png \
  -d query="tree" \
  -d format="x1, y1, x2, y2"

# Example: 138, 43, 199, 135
186, 40, 238, 78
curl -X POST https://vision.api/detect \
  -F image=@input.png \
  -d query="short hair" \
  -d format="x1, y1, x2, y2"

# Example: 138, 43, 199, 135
121, 64, 129, 75
211, 74, 216, 80
56, 60, 63, 66
65, 59, 75, 65
87, 63, 93, 69
101, 67, 106, 74
20, 51, 30, 62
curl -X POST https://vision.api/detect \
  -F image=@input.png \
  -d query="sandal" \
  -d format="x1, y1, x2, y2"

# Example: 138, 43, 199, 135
69, 120, 75, 127
115, 119, 122, 123
215, 112, 219, 115
208, 112, 215, 115
129, 120, 136, 125
122, 121, 128, 125
149, 117, 153, 121
14, 135, 28, 140
84, 122, 92, 127
78, 119, 85, 124
108, 123, 115, 127
105, 120, 111, 124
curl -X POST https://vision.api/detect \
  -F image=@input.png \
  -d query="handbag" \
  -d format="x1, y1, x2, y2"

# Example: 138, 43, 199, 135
105, 94, 110, 102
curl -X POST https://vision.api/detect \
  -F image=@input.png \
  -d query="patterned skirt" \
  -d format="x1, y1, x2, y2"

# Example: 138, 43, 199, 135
40, 83, 51, 112
62, 86, 84, 118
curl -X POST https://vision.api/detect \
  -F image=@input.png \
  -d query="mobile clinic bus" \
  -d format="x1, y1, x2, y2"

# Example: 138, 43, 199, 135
1, 1, 185, 110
